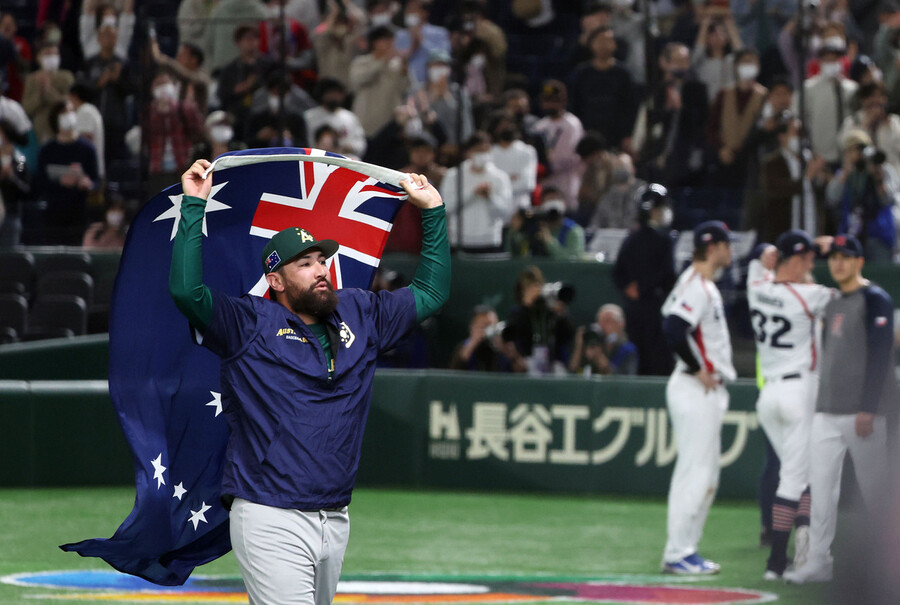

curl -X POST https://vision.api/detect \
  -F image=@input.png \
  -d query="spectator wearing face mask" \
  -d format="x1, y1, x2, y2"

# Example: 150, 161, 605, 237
440, 131, 513, 252
217, 25, 275, 142
838, 82, 900, 175
692, 12, 742, 103
142, 70, 205, 197
490, 114, 538, 210
196, 110, 245, 161
79, 0, 135, 62
410, 50, 474, 157
247, 72, 312, 148
312, 0, 366, 88
533, 190, 586, 260
532, 80, 585, 211
349, 26, 410, 137
22, 42, 74, 144
759, 116, 827, 242
82, 197, 127, 249
303, 77, 367, 158
34, 101, 99, 245
707, 48, 768, 210
800, 42, 858, 167
393, 0, 451, 86
68, 82, 105, 180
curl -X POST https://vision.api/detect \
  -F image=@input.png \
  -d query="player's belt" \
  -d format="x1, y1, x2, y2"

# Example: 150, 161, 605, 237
779, 372, 801, 381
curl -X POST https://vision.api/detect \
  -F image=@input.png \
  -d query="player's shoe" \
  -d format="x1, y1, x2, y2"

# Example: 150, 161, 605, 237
792, 526, 810, 571
662, 553, 720, 575
763, 569, 782, 581
783, 562, 833, 584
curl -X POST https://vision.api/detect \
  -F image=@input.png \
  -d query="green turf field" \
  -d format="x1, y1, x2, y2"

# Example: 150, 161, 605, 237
0, 487, 837, 604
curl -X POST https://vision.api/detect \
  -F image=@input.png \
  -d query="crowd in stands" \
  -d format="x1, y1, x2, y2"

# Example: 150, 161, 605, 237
3, 0, 900, 358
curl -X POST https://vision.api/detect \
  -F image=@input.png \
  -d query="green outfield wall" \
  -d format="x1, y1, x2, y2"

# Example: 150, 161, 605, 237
0, 372, 765, 499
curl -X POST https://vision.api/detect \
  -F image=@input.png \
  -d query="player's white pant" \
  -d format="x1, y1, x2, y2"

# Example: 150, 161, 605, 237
663, 371, 728, 563
806, 412, 888, 570
756, 373, 818, 500
231, 498, 350, 605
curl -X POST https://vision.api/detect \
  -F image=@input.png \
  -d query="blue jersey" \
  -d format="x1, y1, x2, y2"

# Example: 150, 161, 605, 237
202, 287, 417, 510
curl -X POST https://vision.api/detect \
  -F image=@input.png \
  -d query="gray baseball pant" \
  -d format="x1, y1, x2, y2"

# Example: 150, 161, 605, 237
230, 497, 350, 605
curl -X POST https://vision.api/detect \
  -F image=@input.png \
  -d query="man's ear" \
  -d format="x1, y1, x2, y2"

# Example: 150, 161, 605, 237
266, 271, 285, 293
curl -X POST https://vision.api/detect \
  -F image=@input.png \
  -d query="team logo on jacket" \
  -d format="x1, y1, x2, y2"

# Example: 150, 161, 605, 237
339, 321, 356, 348
276, 327, 308, 343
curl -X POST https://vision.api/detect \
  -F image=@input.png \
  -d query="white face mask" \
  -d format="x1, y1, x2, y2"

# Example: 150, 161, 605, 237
40, 54, 61, 71
737, 63, 759, 81
821, 61, 842, 78
404, 13, 421, 28
268, 94, 281, 113
106, 210, 125, 227
101, 15, 117, 29
153, 82, 177, 101
370, 13, 392, 27
470, 151, 490, 169
824, 35, 845, 50
58, 111, 78, 132
428, 65, 450, 82
403, 116, 422, 137
787, 136, 800, 155
469, 54, 486, 69
210, 125, 233, 143
809, 35, 821, 51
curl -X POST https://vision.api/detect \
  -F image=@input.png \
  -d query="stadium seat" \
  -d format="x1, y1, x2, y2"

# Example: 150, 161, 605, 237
0, 251, 35, 298
36, 272, 95, 309
586, 228, 629, 263
0, 293, 28, 343
23, 295, 87, 341
35, 252, 92, 276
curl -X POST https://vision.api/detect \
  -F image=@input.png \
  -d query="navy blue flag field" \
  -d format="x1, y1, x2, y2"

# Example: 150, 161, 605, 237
60, 148, 409, 585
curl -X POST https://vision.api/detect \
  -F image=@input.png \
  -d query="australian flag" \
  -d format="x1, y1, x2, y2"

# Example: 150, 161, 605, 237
60, 148, 409, 585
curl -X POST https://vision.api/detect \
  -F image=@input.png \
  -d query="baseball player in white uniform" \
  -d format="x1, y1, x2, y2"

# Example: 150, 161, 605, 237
660, 220, 736, 574
746, 230, 835, 579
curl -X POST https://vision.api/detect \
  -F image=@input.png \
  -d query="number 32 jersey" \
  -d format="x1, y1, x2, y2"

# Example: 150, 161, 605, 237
746, 259, 835, 380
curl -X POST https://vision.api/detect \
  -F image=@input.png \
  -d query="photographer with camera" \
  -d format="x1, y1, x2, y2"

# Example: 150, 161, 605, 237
568, 304, 638, 377
506, 187, 585, 259
502, 266, 575, 376
825, 129, 899, 261
449, 305, 519, 372
838, 82, 900, 175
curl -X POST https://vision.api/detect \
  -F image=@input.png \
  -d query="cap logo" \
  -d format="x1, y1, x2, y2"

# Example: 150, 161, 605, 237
835, 235, 846, 246
701, 233, 713, 242
299, 229, 314, 243
265, 250, 281, 272
794, 242, 804, 251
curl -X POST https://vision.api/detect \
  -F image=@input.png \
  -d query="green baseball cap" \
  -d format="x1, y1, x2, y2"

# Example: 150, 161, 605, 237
261, 227, 339, 273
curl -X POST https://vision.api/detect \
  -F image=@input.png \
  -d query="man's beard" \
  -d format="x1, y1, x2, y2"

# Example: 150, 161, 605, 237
285, 278, 338, 320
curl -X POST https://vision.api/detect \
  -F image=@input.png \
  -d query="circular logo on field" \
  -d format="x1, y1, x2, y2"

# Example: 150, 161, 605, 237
1, 571, 776, 604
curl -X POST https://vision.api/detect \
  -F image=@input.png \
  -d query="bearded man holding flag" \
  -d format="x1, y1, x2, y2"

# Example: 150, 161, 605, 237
167, 158, 448, 604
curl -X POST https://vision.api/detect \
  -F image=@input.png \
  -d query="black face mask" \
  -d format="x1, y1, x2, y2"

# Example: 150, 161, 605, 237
323, 98, 342, 111
669, 68, 689, 80
497, 127, 518, 142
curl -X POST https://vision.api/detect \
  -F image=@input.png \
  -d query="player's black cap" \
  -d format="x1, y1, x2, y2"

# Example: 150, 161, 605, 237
693, 220, 734, 248
261, 227, 339, 273
775, 229, 815, 258
830, 234, 863, 258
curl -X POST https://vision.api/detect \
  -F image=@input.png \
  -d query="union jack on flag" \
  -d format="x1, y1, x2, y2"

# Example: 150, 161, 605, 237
61, 148, 410, 586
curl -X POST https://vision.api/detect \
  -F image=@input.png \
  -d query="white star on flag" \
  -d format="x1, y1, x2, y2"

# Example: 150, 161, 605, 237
205, 391, 223, 417
153, 182, 231, 241
150, 454, 166, 488
173, 482, 187, 501
188, 502, 212, 530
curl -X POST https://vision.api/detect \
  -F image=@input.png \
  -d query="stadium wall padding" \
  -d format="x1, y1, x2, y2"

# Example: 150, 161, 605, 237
0, 372, 765, 499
